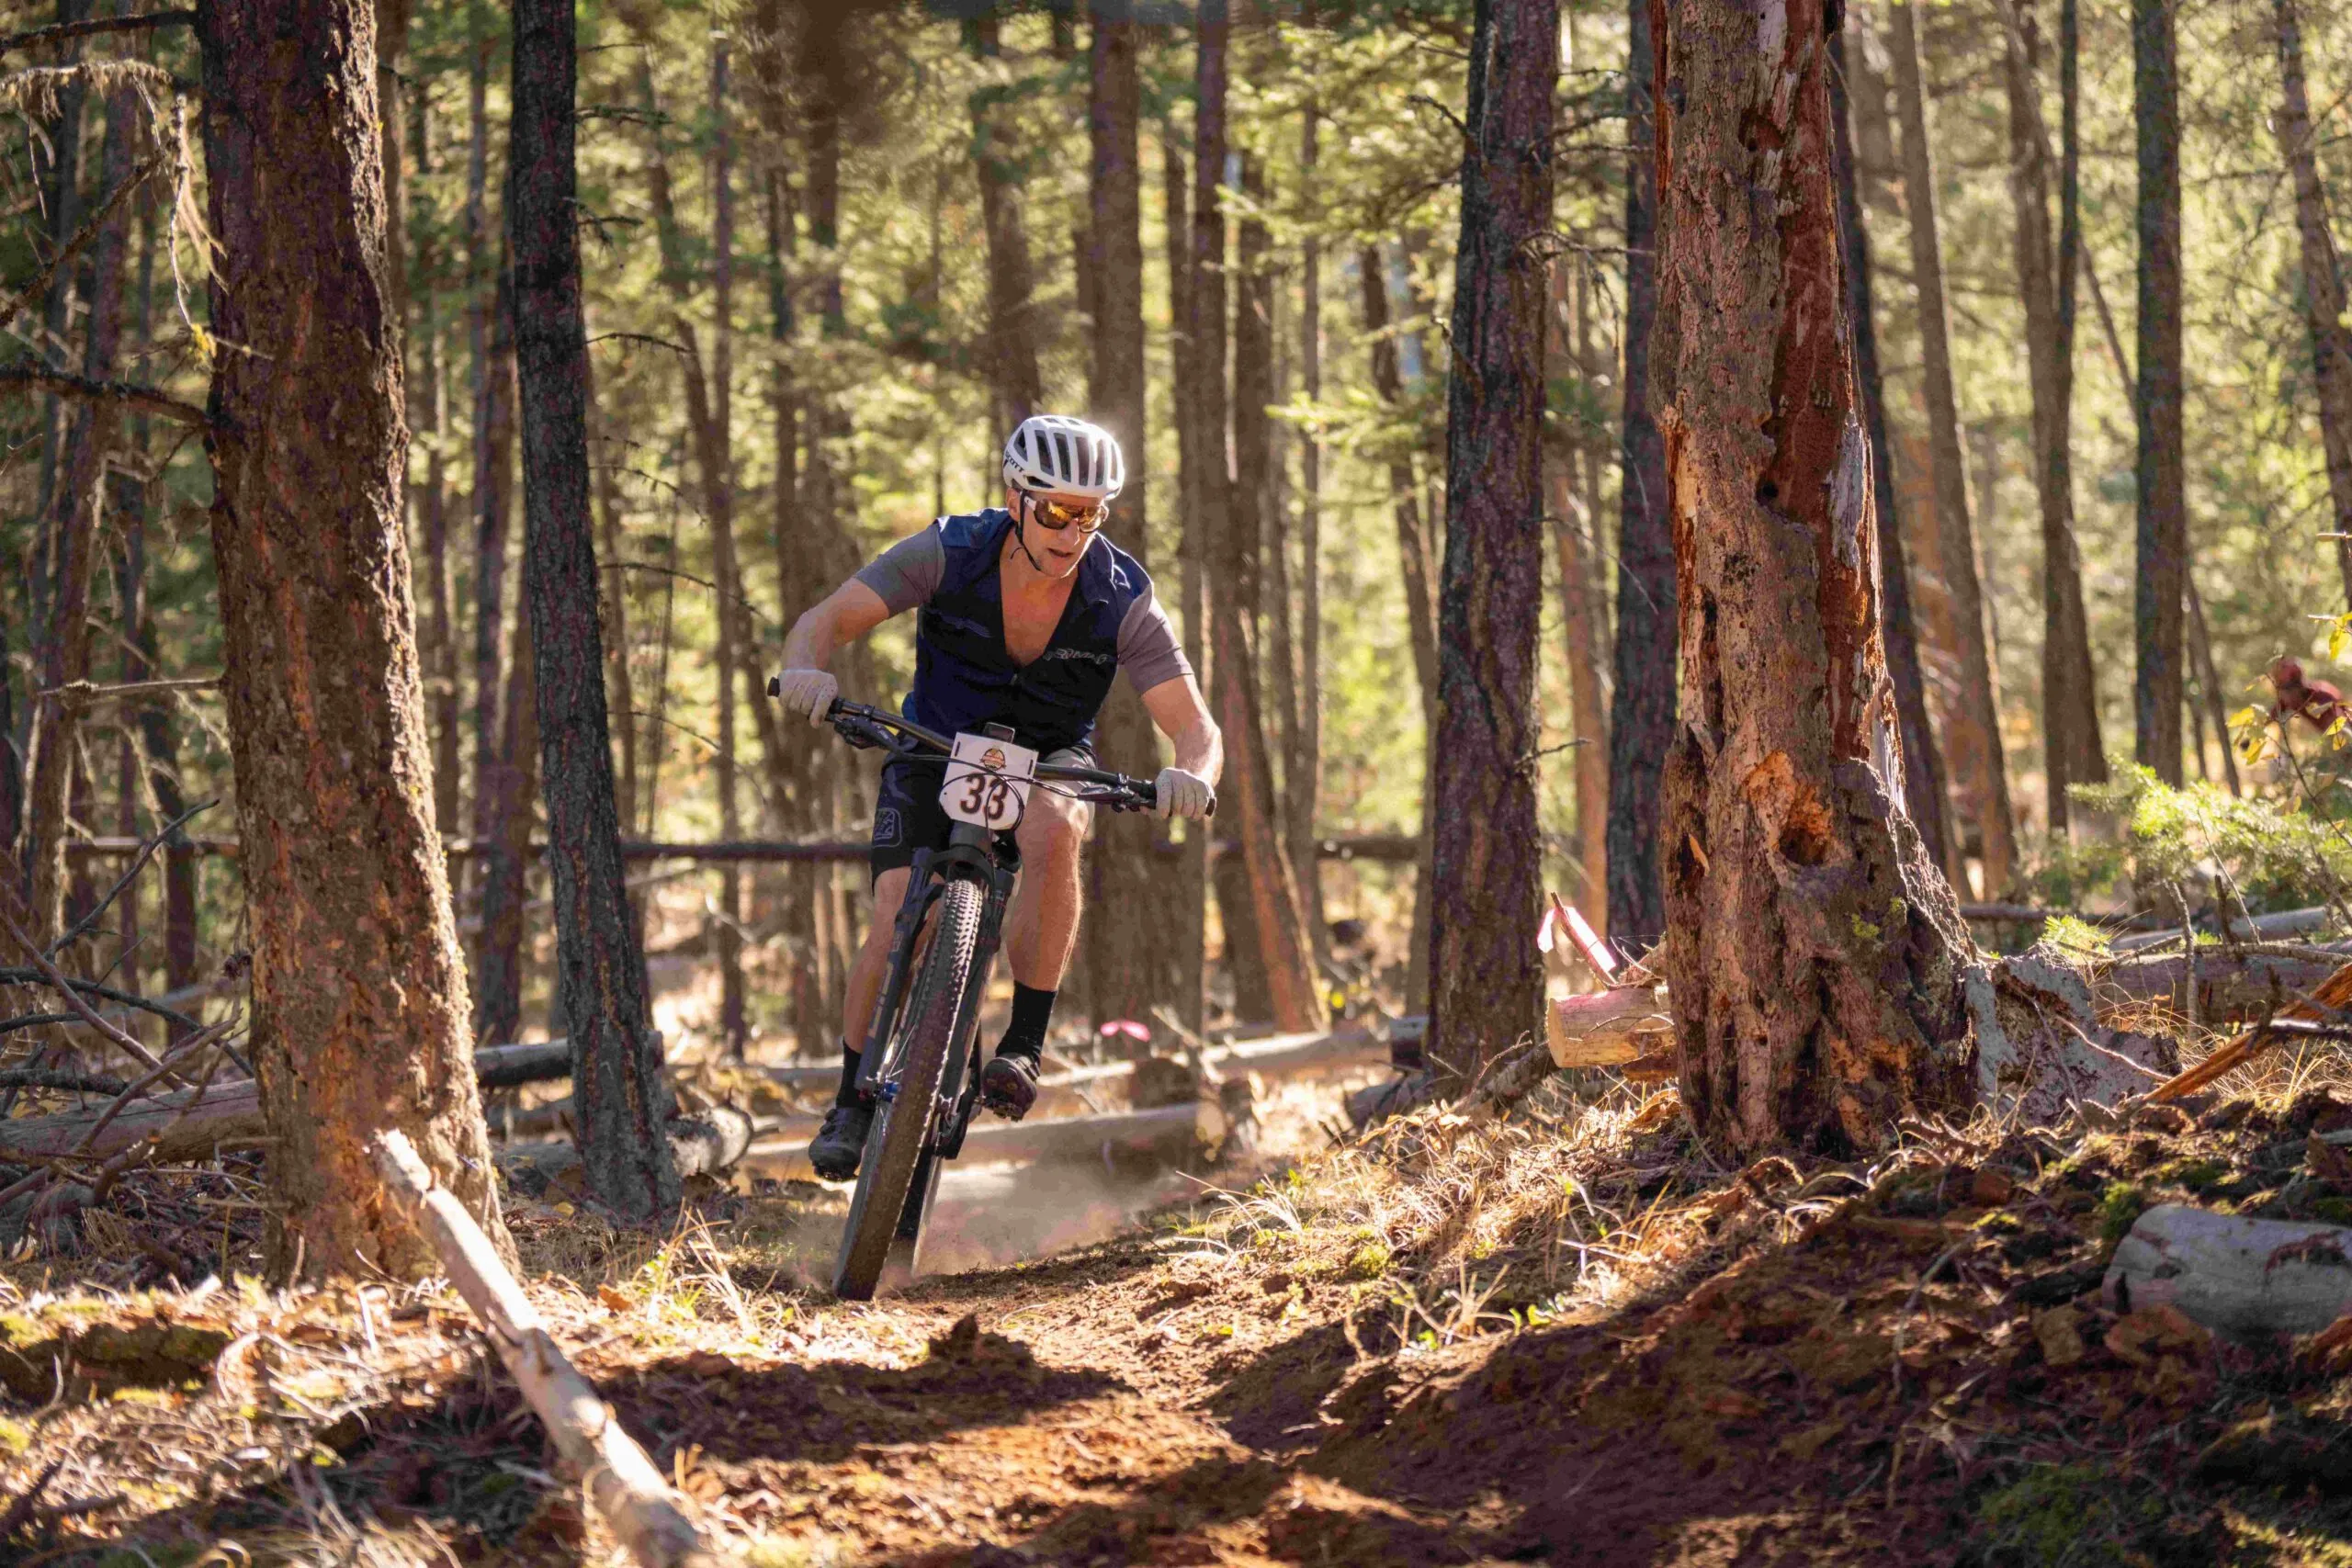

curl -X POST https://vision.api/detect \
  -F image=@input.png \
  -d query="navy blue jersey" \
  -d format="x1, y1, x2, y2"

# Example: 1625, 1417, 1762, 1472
854, 509, 1188, 756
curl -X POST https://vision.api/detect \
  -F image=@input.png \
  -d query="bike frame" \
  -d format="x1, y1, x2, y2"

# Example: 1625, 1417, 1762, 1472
825, 701, 1154, 1238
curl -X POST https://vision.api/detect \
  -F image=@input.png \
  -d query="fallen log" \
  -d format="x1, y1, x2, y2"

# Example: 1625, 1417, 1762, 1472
474, 1040, 574, 1089
2148, 954, 2352, 1103
755, 1024, 1390, 1107
743, 1100, 1213, 1178
372, 1132, 734, 1568
1544, 987, 1673, 1071
2098, 946, 2352, 1025
497, 1107, 755, 1196
0, 1078, 261, 1162
2104, 1203, 2352, 1337
2113, 905, 2339, 953
3, 1042, 580, 1161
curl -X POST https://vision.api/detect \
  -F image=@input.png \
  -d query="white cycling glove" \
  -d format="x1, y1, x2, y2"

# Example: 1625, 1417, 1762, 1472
1154, 767, 1216, 821
774, 668, 839, 728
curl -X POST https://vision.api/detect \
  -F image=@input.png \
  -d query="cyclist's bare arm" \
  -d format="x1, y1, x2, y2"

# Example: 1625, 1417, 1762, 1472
1140, 674, 1221, 784
783, 580, 894, 671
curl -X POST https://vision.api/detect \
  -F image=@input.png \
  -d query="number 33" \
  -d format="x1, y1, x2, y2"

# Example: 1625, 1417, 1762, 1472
958, 773, 1011, 820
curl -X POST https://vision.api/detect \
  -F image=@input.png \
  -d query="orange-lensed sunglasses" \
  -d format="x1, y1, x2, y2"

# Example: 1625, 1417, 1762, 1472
1026, 495, 1107, 534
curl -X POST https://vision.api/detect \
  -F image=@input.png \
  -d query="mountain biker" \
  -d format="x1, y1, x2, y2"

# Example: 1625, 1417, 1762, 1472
773, 415, 1224, 1181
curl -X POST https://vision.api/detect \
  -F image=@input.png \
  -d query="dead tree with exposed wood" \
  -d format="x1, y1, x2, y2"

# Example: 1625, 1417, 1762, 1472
1653, 0, 1978, 1156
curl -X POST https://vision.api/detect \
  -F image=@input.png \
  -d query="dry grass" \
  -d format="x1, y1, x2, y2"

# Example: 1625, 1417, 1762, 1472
10, 986, 2352, 1565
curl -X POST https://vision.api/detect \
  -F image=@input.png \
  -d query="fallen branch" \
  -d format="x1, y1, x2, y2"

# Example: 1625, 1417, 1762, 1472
2105, 1202, 2352, 1337
0, 1068, 127, 1094
0, 8, 194, 57
2147, 954, 2352, 1103
1, 1042, 574, 1161
45, 799, 214, 960
0, 363, 211, 428
372, 1131, 735, 1568
0, 968, 204, 1033
0, 907, 167, 1070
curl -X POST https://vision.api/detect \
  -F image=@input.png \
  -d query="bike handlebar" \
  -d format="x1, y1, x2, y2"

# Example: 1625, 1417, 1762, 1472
763, 680, 1204, 816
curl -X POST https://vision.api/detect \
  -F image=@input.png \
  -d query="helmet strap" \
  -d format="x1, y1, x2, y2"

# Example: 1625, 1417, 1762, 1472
1010, 494, 1049, 575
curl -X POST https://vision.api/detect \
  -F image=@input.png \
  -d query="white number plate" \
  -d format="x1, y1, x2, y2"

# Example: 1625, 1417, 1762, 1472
939, 732, 1038, 830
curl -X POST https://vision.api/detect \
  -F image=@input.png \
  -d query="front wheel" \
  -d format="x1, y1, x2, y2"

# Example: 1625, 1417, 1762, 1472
832, 876, 982, 1300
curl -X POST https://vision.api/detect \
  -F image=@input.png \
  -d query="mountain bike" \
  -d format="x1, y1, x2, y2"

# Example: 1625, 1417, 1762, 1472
769, 690, 1177, 1301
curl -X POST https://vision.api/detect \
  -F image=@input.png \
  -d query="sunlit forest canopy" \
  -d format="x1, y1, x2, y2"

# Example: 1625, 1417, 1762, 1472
3, 0, 2352, 1050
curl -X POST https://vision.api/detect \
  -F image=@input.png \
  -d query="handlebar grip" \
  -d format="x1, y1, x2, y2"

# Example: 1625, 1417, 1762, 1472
766, 675, 780, 697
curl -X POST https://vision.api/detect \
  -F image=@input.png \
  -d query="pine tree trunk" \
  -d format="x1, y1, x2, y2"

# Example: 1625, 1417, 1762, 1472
588, 391, 639, 839
706, 39, 747, 1058
1228, 148, 1322, 1030
1552, 257, 1611, 927
511, 0, 677, 1222
1654, 0, 1977, 1156
378, 0, 409, 349
1082, 4, 1182, 1031
2003, 11, 2105, 841
471, 254, 518, 850
1355, 245, 1442, 1012
198, 0, 508, 1277
1194, 8, 1270, 1029
414, 165, 464, 837
27, 81, 136, 942
1608, 0, 1675, 950
2186, 575, 2240, 795
1429, 0, 1555, 1087
1291, 104, 1328, 967
1163, 133, 1209, 1034
1829, 27, 1957, 881
2275, 0, 2352, 602
973, 13, 1043, 434
2133, 0, 2186, 785
463, 0, 503, 867
1889, 0, 2017, 897
474, 615, 537, 1045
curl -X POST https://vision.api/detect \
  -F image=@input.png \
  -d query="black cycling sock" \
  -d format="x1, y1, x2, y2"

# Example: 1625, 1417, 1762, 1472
833, 1041, 865, 1109
998, 984, 1057, 1062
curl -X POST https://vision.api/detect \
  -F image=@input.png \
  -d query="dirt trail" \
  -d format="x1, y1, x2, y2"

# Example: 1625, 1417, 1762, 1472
17, 1077, 2352, 1564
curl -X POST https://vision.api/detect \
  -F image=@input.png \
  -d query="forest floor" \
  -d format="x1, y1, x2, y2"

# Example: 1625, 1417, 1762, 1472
11, 1048, 2352, 1566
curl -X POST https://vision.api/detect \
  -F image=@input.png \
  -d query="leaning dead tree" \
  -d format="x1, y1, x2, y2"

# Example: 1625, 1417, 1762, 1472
1652, 0, 1978, 1155
198, 0, 508, 1276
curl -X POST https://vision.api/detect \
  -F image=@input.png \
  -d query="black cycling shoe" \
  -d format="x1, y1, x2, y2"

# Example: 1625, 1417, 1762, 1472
979, 1051, 1041, 1122
808, 1102, 874, 1180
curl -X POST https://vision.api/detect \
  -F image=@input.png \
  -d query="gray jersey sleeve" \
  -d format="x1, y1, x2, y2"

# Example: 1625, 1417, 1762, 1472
853, 524, 947, 615
1117, 583, 1194, 695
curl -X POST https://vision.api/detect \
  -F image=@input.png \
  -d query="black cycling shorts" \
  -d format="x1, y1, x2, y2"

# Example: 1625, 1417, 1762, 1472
868, 744, 1094, 883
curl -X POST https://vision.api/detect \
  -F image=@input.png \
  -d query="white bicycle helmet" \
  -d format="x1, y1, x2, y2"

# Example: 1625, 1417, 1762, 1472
1001, 414, 1125, 502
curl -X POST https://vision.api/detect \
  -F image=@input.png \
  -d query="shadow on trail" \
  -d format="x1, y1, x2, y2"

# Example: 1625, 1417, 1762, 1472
604, 1320, 1123, 1469
866, 1453, 1525, 1568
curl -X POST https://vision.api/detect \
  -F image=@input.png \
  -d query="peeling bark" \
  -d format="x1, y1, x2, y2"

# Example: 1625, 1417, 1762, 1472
1654, 0, 1979, 1156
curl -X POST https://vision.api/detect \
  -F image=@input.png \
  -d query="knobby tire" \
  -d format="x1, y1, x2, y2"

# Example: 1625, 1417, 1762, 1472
832, 875, 982, 1301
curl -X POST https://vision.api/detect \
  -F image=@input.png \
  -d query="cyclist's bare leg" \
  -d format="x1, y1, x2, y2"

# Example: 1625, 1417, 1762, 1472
1004, 789, 1092, 988
842, 866, 913, 1058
